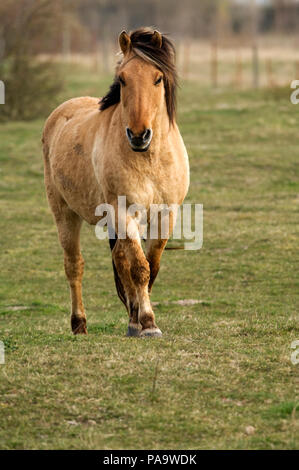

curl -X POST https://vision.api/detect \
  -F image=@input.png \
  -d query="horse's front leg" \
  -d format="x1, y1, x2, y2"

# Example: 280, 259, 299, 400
111, 237, 141, 336
112, 219, 162, 337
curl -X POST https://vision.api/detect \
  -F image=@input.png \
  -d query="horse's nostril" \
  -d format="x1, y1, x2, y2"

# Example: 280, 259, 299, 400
126, 127, 152, 150
126, 127, 133, 141
142, 128, 152, 142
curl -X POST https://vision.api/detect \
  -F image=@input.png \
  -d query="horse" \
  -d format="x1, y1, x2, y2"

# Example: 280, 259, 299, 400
42, 27, 189, 338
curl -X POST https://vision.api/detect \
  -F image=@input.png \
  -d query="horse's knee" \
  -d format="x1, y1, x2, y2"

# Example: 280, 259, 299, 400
130, 259, 150, 286
113, 239, 150, 287
112, 246, 125, 265
113, 248, 129, 276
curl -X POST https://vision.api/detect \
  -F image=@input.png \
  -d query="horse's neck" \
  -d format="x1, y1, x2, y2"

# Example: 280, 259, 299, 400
151, 108, 172, 155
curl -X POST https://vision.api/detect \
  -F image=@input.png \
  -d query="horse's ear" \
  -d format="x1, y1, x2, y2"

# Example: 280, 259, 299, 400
119, 30, 131, 54
151, 30, 162, 48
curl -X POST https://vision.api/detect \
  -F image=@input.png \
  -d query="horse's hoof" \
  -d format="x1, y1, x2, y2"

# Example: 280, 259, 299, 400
71, 317, 87, 335
73, 324, 88, 335
127, 323, 141, 337
140, 327, 162, 338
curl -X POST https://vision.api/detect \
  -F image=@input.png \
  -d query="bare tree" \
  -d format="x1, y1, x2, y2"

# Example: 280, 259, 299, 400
0, 0, 64, 120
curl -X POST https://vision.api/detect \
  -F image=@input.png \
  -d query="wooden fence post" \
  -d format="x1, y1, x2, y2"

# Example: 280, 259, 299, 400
211, 41, 218, 88
182, 39, 191, 80
252, 43, 259, 88
266, 58, 275, 88
233, 51, 243, 88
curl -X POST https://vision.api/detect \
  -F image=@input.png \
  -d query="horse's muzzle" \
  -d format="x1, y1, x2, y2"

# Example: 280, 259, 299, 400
126, 127, 153, 152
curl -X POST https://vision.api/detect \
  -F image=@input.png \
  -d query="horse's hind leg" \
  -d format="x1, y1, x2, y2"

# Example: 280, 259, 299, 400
146, 238, 168, 294
46, 187, 86, 334
146, 211, 173, 293
61, 212, 86, 335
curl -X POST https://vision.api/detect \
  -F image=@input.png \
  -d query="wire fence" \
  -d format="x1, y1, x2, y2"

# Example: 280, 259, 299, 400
40, 36, 299, 89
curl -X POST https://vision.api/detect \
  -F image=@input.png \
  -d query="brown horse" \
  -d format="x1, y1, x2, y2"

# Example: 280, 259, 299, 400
42, 28, 189, 337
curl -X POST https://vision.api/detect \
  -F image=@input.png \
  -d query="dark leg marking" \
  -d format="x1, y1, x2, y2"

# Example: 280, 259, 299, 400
71, 314, 87, 335
126, 300, 141, 337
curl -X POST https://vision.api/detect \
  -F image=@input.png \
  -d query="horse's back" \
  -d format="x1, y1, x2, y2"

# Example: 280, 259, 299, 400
43, 97, 99, 147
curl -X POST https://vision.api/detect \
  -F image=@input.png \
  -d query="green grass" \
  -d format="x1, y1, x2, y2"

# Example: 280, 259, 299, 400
0, 66, 298, 449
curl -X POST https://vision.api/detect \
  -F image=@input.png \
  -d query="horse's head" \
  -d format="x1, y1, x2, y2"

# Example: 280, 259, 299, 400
100, 28, 177, 153
118, 30, 165, 152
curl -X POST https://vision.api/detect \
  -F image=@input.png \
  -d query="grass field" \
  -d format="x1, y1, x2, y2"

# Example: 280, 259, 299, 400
0, 66, 298, 449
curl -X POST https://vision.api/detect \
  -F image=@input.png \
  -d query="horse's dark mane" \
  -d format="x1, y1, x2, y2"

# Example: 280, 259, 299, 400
99, 78, 121, 111
99, 27, 177, 124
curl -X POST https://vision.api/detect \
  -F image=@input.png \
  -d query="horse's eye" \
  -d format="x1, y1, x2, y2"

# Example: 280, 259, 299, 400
119, 76, 126, 86
155, 76, 163, 86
